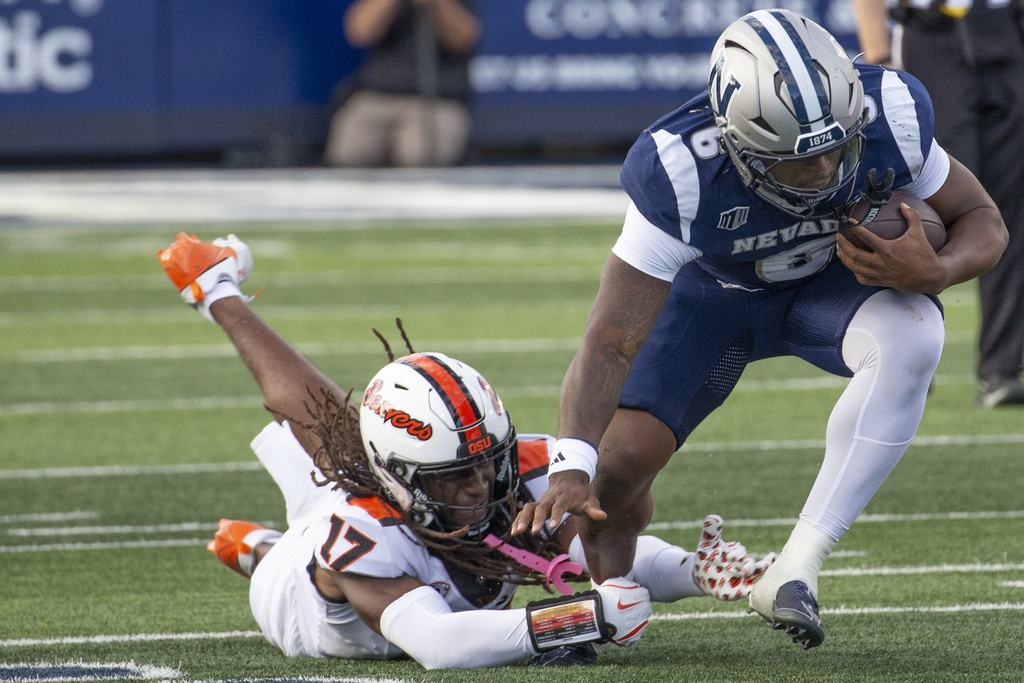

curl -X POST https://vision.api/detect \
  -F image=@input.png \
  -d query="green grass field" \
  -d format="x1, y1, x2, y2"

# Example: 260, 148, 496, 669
1, 222, 1023, 683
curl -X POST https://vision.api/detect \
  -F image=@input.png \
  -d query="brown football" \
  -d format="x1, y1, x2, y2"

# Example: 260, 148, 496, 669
840, 189, 946, 252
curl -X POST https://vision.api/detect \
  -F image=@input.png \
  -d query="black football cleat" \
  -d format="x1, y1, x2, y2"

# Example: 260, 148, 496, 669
528, 642, 600, 667
770, 580, 825, 649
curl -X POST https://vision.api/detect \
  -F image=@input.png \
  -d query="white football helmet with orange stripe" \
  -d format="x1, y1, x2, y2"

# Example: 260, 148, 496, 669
359, 352, 519, 536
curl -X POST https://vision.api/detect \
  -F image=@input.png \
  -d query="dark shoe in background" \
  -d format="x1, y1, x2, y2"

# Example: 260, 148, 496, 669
976, 376, 1024, 408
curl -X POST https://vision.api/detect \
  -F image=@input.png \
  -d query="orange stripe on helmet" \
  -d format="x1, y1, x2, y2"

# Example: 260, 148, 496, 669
402, 354, 483, 442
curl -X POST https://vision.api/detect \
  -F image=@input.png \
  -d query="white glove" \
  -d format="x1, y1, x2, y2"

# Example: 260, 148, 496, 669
592, 577, 652, 646
211, 234, 253, 282
694, 514, 777, 601
157, 233, 253, 323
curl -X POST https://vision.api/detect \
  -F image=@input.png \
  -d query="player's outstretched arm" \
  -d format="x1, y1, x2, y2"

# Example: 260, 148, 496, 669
336, 569, 650, 669
211, 297, 347, 427
512, 255, 671, 536
157, 233, 349, 455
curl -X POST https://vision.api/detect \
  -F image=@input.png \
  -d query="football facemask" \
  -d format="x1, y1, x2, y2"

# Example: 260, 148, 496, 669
394, 428, 519, 538
727, 125, 867, 218
360, 352, 520, 538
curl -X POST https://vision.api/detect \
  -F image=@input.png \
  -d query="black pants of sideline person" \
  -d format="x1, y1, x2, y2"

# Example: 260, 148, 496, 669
901, 14, 1024, 392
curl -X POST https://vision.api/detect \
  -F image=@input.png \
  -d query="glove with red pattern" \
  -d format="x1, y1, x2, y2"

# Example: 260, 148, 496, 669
694, 514, 777, 601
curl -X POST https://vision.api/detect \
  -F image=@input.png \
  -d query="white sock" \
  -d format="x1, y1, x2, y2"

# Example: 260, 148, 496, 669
238, 528, 282, 576
749, 520, 835, 617
569, 534, 704, 601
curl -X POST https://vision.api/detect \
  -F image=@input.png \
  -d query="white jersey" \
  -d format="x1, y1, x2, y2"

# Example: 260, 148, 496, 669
247, 420, 554, 659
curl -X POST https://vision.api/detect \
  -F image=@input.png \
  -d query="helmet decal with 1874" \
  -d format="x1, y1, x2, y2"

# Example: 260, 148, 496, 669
709, 9, 868, 218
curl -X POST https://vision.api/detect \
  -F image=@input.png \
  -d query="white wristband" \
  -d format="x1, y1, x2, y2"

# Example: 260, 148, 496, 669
198, 279, 243, 324
548, 438, 598, 482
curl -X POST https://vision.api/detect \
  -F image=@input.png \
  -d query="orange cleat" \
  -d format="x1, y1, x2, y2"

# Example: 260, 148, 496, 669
208, 518, 275, 578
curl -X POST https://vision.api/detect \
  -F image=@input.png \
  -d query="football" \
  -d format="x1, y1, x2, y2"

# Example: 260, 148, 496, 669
840, 189, 946, 251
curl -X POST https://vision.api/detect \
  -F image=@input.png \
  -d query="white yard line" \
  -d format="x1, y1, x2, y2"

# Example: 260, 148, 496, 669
8, 337, 584, 363
6, 523, 216, 537
675, 433, 1024, 453
0, 511, 98, 524
0, 661, 181, 681
0, 397, 267, 417
651, 602, 1024, 621
6, 521, 275, 537
3, 603, 1022, 649
0, 458, 266, 481
1, 511, 1020, 555
0, 462, 265, 480
0, 265, 600, 294
0, 539, 210, 553
822, 563, 1024, 577
0, 299, 594, 326
0, 376, 999, 417
647, 509, 1024, 531
0, 630, 263, 647
0, 330, 978, 357
3, 432, 1022, 479
0, 540, 211, 557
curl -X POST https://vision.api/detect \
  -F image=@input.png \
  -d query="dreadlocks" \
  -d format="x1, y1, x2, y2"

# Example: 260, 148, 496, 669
295, 322, 570, 590
371, 317, 415, 363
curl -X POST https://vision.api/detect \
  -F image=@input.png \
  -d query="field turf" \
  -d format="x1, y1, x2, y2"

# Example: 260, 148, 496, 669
1, 222, 1022, 682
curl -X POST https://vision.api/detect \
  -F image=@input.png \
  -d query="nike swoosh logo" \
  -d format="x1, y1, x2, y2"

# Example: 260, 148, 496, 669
617, 599, 643, 610
802, 599, 820, 622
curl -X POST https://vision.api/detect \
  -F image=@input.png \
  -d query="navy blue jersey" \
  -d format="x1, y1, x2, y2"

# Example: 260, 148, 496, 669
619, 64, 939, 290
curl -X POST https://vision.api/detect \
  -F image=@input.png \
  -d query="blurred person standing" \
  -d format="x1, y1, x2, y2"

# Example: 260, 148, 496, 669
324, 0, 479, 168
853, 0, 1024, 407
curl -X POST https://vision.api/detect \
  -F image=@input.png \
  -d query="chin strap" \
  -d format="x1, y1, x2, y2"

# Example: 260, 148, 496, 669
840, 167, 895, 228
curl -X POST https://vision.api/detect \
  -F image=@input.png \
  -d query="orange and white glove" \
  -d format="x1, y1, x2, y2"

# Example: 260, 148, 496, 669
694, 514, 777, 601
157, 233, 253, 322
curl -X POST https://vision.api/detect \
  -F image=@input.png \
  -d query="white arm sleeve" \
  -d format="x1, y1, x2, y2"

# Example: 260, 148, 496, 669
611, 201, 702, 282
379, 585, 535, 669
568, 534, 705, 603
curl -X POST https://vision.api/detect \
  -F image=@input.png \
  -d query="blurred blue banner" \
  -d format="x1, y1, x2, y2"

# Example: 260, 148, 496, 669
0, 0, 861, 160
469, 0, 862, 144
0, 0, 359, 159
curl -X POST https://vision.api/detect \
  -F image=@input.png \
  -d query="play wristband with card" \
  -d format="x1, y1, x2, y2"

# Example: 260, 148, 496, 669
525, 590, 611, 651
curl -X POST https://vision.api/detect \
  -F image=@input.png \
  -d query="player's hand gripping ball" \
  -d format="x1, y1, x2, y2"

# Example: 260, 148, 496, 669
694, 514, 777, 601
841, 189, 946, 252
